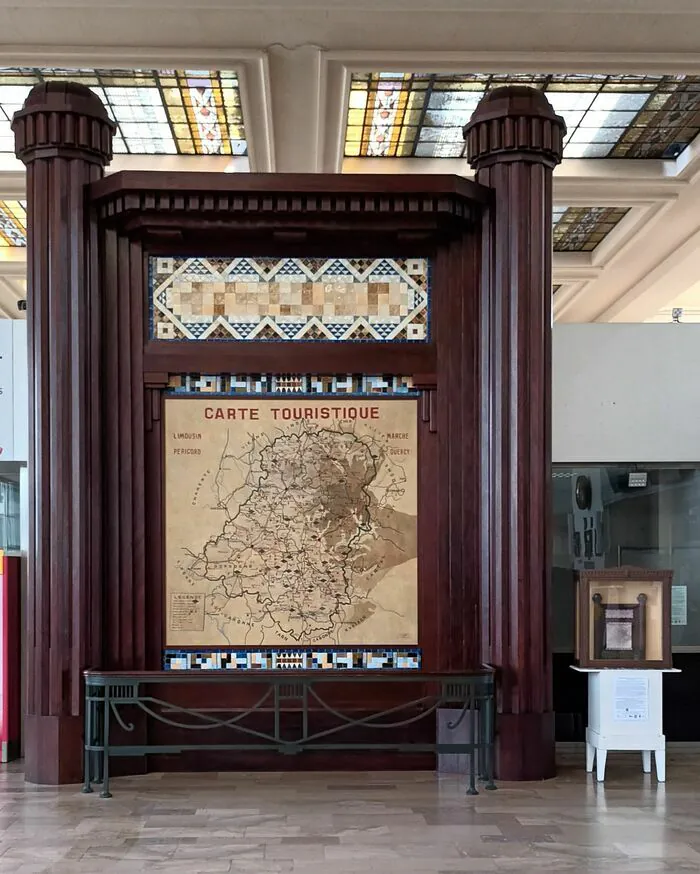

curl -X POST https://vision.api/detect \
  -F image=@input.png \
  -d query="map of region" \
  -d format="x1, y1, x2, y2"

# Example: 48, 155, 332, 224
165, 398, 418, 646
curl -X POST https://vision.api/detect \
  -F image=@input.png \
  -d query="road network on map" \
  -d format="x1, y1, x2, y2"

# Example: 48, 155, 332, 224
180, 419, 416, 646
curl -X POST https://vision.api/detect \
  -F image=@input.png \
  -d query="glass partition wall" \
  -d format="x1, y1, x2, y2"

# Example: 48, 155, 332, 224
0, 478, 19, 552
553, 464, 700, 653
553, 464, 700, 741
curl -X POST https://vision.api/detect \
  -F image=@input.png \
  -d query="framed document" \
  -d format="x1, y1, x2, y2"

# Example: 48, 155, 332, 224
575, 567, 672, 668
592, 592, 646, 660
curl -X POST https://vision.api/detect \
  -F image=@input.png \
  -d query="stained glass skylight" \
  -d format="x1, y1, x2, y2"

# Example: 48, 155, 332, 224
0, 68, 247, 156
346, 73, 700, 159
0, 200, 26, 246
553, 207, 630, 252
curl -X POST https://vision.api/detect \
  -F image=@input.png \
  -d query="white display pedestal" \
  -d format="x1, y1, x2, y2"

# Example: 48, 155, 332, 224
571, 667, 680, 783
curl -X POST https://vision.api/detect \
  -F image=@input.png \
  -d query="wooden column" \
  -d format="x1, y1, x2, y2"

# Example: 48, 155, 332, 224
464, 86, 565, 781
12, 84, 114, 784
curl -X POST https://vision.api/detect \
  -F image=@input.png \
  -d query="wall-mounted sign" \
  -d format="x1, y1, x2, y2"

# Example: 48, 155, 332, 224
672, 585, 688, 626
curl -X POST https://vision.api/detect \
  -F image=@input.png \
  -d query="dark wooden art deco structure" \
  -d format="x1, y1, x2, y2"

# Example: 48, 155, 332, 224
13, 81, 564, 785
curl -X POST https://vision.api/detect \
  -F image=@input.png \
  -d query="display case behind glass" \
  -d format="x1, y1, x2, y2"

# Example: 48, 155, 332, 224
552, 465, 700, 654
0, 481, 19, 553
575, 567, 672, 668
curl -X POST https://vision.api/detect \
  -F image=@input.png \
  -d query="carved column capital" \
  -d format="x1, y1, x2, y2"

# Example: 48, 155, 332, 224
464, 85, 566, 170
12, 81, 115, 166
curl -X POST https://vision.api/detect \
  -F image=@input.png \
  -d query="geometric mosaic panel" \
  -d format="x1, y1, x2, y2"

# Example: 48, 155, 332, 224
150, 256, 430, 342
163, 647, 422, 671
166, 373, 417, 396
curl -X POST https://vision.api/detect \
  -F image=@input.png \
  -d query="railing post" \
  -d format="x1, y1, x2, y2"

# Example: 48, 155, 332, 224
101, 684, 112, 799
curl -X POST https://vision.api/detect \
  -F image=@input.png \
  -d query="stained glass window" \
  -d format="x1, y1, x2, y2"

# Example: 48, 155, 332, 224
346, 73, 700, 160
0, 68, 247, 156
553, 207, 630, 252
0, 200, 26, 246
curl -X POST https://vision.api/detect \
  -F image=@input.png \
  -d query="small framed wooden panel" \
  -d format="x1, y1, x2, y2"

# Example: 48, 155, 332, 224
575, 567, 673, 668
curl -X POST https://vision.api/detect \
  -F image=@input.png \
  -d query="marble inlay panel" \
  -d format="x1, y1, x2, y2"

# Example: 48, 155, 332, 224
151, 257, 430, 342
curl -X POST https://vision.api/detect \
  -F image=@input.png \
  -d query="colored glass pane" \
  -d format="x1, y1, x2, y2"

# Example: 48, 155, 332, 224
347, 73, 700, 159
0, 67, 248, 156
553, 206, 630, 252
0, 200, 26, 247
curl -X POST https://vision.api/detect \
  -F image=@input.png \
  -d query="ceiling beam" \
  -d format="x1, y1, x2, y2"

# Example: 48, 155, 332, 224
4, 1, 698, 12
0, 274, 23, 319
237, 54, 275, 172
341, 157, 684, 205
553, 281, 590, 321
556, 158, 700, 322
597, 224, 700, 322
266, 45, 327, 173
328, 50, 700, 75
0, 154, 680, 203
550, 254, 602, 282
0, 154, 251, 200
0, 249, 27, 278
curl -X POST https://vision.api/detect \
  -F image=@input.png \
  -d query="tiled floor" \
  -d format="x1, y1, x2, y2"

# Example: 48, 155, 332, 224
1, 753, 700, 873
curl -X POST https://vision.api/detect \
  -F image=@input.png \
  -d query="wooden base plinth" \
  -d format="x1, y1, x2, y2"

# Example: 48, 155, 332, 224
24, 715, 83, 785
496, 711, 556, 781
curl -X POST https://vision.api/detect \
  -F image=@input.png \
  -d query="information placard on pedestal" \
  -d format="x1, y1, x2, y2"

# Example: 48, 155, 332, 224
572, 666, 679, 782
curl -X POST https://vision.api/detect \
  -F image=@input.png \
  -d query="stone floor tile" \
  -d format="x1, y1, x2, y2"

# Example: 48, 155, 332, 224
0, 756, 699, 872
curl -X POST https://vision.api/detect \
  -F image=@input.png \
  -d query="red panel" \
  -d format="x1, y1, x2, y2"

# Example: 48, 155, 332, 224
0, 554, 21, 761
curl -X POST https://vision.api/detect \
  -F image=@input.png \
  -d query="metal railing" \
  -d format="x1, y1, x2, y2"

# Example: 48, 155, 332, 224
83, 668, 496, 798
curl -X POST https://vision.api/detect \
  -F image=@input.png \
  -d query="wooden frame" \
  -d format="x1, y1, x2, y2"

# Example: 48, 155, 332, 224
14, 82, 564, 783
576, 567, 673, 669
159, 392, 423, 655
86, 172, 486, 679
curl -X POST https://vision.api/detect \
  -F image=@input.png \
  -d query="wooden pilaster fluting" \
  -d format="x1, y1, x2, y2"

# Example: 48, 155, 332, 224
464, 86, 565, 781
12, 83, 115, 784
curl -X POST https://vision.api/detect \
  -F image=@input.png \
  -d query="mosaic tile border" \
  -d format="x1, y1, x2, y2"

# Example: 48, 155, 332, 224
166, 373, 418, 397
150, 256, 431, 343
163, 648, 422, 671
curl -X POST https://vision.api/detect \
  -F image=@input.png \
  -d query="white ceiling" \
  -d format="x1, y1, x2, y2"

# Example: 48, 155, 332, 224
2, 0, 700, 322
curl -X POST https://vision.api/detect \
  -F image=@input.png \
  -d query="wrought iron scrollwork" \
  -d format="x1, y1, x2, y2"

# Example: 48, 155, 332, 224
83, 670, 496, 800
